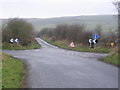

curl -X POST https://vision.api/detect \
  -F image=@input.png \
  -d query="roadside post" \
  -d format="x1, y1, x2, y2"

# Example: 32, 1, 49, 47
92, 34, 99, 48
93, 39, 98, 47
89, 39, 94, 48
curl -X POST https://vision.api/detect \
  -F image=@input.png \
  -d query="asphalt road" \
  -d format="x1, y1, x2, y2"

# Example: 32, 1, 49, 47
3, 38, 118, 88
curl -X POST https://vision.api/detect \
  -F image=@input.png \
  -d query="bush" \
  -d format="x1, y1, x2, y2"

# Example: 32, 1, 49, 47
39, 24, 92, 45
2, 18, 34, 46
38, 24, 118, 47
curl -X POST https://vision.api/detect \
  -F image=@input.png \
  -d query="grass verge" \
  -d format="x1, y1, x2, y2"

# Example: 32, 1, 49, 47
2, 42, 40, 50
102, 47, 119, 67
2, 53, 27, 88
0, 52, 2, 90
41, 37, 110, 53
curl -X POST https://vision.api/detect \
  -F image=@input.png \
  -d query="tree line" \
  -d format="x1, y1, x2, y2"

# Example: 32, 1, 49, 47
2, 18, 118, 47
38, 1, 119, 47
38, 24, 118, 47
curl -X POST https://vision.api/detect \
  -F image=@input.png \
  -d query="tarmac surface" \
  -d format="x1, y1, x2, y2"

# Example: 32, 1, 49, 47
3, 38, 118, 88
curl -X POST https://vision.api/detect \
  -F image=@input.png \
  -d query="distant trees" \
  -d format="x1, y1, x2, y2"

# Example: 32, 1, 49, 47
113, 1, 120, 14
0, 26, 2, 47
38, 24, 92, 45
38, 23, 118, 47
113, 1, 120, 36
94, 25, 102, 37
2, 18, 34, 45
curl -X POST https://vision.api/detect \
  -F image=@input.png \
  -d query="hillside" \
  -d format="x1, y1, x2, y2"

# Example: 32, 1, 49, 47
0, 15, 118, 32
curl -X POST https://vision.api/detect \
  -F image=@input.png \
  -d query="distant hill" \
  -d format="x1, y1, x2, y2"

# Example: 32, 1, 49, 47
0, 15, 118, 32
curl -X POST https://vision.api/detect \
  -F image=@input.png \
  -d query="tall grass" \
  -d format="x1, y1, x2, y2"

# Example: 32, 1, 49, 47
41, 37, 110, 53
2, 53, 27, 88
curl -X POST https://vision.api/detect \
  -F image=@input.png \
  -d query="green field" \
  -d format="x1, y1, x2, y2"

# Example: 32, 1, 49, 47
26, 15, 118, 32
0, 15, 118, 32
2, 53, 27, 88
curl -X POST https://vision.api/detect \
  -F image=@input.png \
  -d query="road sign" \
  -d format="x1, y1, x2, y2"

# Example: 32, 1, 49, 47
14, 38, 19, 43
10, 38, 14, 43
93, 39, 96, 43
89, 39, 93, 43
69, 42, 75, 47
95, 39, 98, 43
10, 38, 19, 43
89, 39, 94, 48
92, 34, 99, 39
110, 42, 115, 48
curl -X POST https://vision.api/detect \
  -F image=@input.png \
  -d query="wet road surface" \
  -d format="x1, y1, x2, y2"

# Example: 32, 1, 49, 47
3, 38, 118, 88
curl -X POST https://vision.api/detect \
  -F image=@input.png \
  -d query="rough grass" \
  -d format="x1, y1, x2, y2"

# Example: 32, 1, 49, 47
0, 52, 2, 90
102, 47, 119, 67
41, 37, 110, 53
2, 42, 40, 50
2, 53, 27, 88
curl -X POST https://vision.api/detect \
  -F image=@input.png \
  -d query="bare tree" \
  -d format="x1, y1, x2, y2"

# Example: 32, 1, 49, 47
113, 1, 120, 39
94, 24, 102, 38
39, 24, 92, 45
113, 1, 120, 13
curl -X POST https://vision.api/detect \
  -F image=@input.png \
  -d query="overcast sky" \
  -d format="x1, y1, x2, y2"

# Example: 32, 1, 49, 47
0, 0, 118, 18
